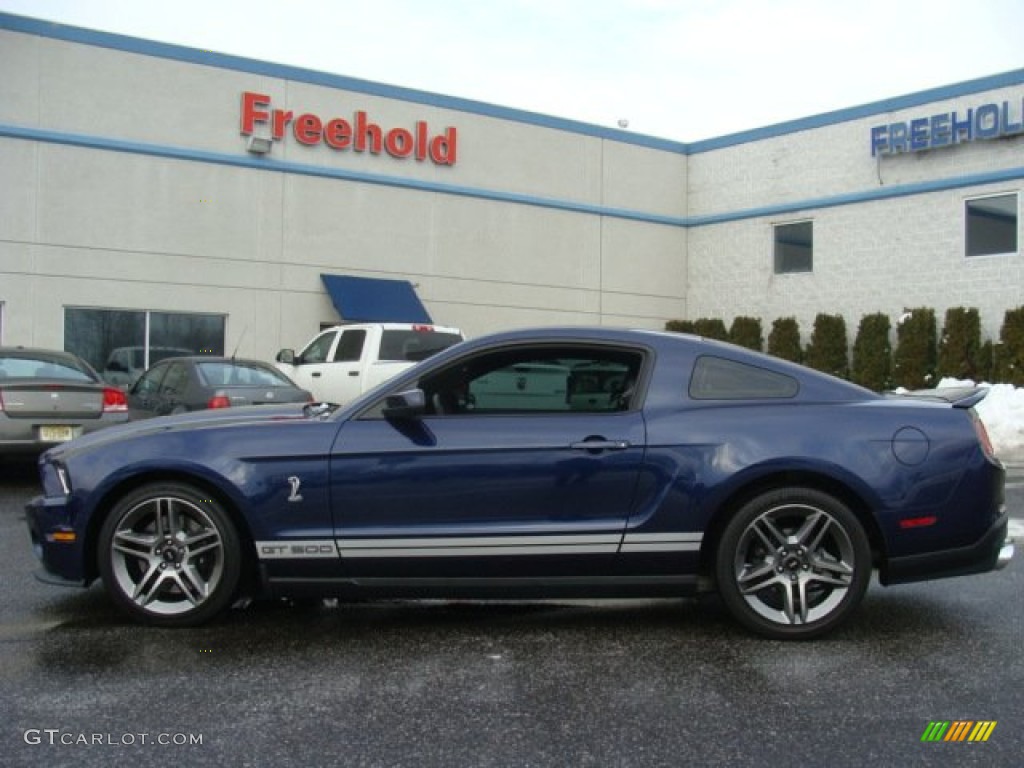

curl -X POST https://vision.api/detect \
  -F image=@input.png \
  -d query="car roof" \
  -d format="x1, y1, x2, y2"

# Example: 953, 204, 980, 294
151, 357, 275, 366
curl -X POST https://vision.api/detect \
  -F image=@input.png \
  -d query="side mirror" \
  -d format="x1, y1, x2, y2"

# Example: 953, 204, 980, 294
276, 349, 296, 365
382, 389, 427, 421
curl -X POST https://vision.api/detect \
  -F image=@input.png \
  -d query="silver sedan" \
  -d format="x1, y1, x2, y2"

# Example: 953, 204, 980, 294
0, 347, 129, 455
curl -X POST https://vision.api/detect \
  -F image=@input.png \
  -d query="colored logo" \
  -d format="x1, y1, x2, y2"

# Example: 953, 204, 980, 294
921, 721, 996, 742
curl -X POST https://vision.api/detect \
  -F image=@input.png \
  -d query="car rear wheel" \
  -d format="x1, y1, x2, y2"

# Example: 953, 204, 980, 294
715, 487, 871, 640
98, 482, 241, 626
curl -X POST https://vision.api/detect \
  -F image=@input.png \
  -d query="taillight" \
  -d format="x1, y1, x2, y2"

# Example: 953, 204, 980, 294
102, 387, 128, 413
970, 410, 996, 461
207, 394, 232, 409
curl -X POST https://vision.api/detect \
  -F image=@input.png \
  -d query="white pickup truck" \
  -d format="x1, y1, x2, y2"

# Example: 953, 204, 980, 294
274, 323, 464, 405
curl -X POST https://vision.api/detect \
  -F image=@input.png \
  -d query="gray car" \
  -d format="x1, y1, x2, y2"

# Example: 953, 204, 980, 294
127, 357, 313, 419
0, 346, 130, 455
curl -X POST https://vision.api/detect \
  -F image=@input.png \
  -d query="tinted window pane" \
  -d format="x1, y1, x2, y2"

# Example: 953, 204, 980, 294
774, 221, 813, 274
690, 356, 799, 399
197, 362, 294, 387
966, 194, 1018, 257
150, 312, 225, 356
65, 308, 146, 378
420, 346, 642, 415
334, 330, 367, 362
380, 331, 463, 362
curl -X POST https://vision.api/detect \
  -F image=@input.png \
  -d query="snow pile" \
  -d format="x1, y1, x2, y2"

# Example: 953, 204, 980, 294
937, 378, 1024, 456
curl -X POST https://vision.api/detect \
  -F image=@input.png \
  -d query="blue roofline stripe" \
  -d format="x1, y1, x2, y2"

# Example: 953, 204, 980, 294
687, 166, 1024, 226
3, 122, 1021, 229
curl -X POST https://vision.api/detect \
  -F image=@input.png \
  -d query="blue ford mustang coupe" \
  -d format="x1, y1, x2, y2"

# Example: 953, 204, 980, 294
25, 328, 1014, 639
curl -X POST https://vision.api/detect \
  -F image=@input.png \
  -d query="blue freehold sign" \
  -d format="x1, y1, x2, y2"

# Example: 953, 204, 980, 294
871, 97, 1024, 156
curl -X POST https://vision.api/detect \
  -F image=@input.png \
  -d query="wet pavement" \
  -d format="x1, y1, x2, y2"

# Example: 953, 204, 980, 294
1, 458, 1022, 768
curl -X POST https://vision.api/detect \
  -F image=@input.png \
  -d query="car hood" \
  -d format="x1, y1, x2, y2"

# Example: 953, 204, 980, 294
43, 402, 327, 461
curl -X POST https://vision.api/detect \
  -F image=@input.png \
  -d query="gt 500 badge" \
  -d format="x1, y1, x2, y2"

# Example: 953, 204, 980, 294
258, 541, 337, 559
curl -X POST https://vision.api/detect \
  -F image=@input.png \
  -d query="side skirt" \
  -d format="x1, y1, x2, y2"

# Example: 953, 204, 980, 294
259, 571, 699, 600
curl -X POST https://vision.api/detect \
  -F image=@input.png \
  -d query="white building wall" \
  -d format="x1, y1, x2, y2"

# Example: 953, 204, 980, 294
0, 23, 689, 357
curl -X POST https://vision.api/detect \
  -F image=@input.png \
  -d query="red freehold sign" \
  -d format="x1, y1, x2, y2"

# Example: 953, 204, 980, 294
240, 91, 457, 165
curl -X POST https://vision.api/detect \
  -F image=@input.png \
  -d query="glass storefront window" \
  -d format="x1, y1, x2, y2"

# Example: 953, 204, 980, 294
64, 308, 225, 386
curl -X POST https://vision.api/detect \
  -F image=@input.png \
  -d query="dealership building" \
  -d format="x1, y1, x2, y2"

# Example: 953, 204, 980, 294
1, 12, 1022, 372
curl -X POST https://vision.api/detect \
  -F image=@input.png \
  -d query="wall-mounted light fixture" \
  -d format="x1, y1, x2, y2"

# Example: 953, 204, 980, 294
246, 136, 273, 154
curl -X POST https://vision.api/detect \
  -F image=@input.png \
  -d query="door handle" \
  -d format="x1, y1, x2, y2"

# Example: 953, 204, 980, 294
348, 371, 359, 377
570, 439, 631, 452
312, 372, 322, 378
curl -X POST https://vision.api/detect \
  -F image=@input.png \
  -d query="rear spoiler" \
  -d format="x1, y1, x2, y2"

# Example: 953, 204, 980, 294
885, 386, 988, 409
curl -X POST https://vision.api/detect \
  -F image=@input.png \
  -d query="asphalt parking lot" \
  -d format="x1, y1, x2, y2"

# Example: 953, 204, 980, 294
1, 458, 1022, 768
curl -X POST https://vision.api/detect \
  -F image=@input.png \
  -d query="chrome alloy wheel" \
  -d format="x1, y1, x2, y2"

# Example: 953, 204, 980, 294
733, 503, 857, 626
107, 494, 226, 617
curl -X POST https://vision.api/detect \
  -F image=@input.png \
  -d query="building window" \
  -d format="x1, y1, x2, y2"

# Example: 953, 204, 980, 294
966, 193, 1018, 257
774, 221, 813, 274
64, 308, 225, 386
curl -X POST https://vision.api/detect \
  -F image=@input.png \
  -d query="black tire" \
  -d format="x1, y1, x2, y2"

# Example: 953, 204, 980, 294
98, 482, 242, 627
715, 487, 871, 640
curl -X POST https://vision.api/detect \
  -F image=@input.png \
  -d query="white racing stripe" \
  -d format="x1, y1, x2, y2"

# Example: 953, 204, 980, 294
256, 531, 706, 559
339, 533, 621, 558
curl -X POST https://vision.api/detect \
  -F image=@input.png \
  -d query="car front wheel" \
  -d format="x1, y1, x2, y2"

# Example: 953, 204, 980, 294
98, 482, 241, 626
715, 488, 871, 640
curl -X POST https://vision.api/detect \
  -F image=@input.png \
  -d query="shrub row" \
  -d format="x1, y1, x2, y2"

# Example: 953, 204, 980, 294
666, 306, 1024, 390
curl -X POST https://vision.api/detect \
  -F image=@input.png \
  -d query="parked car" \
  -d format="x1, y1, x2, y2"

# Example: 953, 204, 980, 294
275, 323, 464, 405
0, 346, 128, 455
127, 357, 313, 419
102, 346, 192, 387
25, 328, 1013, 638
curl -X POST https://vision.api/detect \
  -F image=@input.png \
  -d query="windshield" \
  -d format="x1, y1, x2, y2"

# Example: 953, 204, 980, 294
0, 353, 95, 382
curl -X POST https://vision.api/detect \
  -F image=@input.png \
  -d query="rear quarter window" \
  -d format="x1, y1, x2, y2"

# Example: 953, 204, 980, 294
689, 355, 799, 400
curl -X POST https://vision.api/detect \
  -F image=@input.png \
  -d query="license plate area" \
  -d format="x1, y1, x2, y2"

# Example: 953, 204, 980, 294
38, 425, 74, 442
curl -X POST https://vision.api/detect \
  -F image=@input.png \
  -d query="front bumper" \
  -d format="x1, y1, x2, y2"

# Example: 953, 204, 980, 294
25, 494, 90, 586
882, 511, 1013, 585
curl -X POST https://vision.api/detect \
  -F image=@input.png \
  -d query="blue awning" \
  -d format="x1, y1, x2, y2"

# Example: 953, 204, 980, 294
320, 274, 433, 324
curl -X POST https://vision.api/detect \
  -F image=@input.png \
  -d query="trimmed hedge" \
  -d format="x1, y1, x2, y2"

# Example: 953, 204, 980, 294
767, 317, 803, 363
666, 305, 1024, 388
729, 316, 763, 351
693, 317, 729, 341
937, 307, 982, 381
994, 307, 1024, 387
852, 313, 891, 392
893, 308, 937, 390
665, 319, 696, 334
805, 313, 849, 378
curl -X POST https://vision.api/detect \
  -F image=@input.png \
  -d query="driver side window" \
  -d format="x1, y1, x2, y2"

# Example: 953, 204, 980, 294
418, 345, 643, 416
